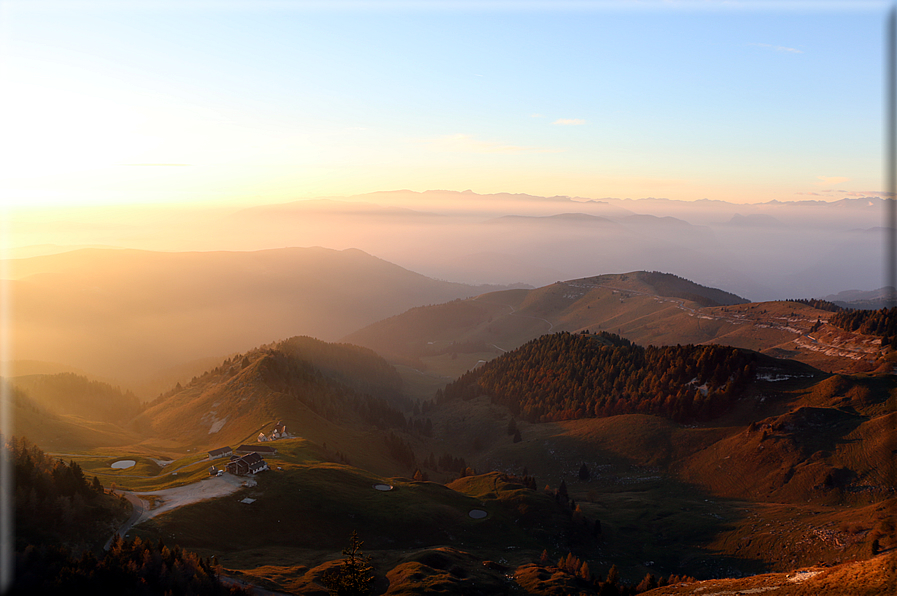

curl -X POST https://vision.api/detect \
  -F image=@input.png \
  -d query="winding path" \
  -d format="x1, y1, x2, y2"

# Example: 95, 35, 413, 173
104, 492, 146, 550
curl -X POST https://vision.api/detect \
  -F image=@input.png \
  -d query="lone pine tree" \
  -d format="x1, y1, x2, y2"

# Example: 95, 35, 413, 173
321, 531, 374, 596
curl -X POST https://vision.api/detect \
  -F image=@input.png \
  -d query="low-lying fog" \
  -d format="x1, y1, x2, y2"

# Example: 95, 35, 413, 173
8, 190, 887, 300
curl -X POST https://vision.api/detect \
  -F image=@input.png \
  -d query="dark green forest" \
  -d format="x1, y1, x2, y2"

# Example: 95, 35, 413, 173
8, 436, 127, 551
149, 336, 412, 431
443, 332, 757, 423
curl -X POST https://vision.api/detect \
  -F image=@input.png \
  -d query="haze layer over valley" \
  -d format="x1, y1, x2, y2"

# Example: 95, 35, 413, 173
8, 190, 888, 301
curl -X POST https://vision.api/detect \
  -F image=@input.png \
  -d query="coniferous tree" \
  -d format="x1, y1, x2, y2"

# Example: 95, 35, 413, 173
321, 531, 374, 596
606, 564, 619, 586
557, 480, 569, 505
507, 417, 517, 435
578, 463, 590, 481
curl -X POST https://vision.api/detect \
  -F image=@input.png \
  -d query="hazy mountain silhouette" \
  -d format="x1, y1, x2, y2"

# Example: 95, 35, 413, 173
6, 246, 517, 390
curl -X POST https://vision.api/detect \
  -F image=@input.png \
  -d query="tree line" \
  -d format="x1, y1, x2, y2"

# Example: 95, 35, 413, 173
785, 298, 842, 312
8, 436, 126, 551
442, 332, 757, 423
245, 350, 409, 430
11, 537, 249, 595
829, 306, 897, 346
7, 435, 250, 594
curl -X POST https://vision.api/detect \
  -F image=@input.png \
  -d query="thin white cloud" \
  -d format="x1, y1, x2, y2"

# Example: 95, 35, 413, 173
529, 113, 544, 118
750, 42, 803, 54
798, 188, 892, 198
422, 133, 559, 154
554, 118, 586, 125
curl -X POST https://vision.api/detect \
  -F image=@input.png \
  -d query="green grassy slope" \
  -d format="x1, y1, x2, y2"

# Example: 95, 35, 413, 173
131, 463, 588, 570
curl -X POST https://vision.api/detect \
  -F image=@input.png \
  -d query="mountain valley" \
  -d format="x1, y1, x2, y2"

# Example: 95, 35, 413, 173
7, 267, 895, 594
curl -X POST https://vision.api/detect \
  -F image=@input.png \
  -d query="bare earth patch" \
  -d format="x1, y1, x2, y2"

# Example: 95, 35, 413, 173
132, 473, 248, 523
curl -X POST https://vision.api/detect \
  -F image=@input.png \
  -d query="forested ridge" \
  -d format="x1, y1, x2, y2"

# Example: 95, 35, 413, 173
8, 436, 127, 551
785, 298, 842, 312
276, 335, 404, 400
11, 537, 249, 596
12, 373, 141, 424
254, 349, 409, 429
146, 335, 411, 432
829, 306, 897, 345
443, 332, 757, 423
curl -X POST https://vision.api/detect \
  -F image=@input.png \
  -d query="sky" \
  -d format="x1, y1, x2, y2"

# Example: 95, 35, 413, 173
0, 0, 890, 208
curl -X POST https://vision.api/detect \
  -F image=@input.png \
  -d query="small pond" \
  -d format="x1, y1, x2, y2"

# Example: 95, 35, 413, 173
373, 484, 393, 491
468, 509, 488, 519
111, 460, 136, 469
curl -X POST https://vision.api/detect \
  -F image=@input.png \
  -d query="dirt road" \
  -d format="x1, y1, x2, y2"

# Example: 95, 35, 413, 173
106, 473, 249, 549
104, 492, 146, 550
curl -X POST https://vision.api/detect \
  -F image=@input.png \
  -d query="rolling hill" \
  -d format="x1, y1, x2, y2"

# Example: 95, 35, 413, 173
131, 336, 417, 476
343, 271, 887, 377
411, 333, 895, 581
440, 331, 893, 505
8, 381, 139, 451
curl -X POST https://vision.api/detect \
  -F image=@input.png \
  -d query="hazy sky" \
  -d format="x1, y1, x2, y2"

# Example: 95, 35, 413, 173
0, 0, 888, 207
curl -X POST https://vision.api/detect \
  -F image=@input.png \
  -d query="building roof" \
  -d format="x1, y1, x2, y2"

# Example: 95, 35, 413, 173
208, 446, 232, 456
239, 452, 264, 465
226, 451, 267, 475
236, 444, 276, 453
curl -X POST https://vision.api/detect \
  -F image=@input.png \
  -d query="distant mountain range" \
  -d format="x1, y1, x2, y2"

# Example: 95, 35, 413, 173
8, 190, 890, 300
823, 286, 896, 310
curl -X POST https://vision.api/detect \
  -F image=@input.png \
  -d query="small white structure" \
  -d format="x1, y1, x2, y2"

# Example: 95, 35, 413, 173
257, 432, 268, 442
267, 421, 289, 441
